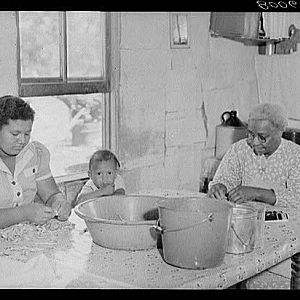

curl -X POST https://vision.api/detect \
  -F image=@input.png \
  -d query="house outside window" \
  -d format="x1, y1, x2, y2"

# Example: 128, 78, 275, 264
17, 11, 111, 180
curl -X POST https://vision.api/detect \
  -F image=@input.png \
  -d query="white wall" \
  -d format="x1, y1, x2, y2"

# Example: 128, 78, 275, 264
117, 12, 259, 193
1, 11, 299, 194
0, 12, 18, 95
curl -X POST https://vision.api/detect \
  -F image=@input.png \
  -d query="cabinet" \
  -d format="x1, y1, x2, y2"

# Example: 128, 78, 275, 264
209, 12, 261, 45
209, 12, 300, 55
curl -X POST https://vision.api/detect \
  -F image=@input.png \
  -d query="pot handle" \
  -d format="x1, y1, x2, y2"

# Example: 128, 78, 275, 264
153, 213, 214, 234
230, 223, 253, 247
221, 111, 230, 123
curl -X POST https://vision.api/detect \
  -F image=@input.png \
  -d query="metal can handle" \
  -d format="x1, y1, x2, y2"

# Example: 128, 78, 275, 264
152, 213, 214, 234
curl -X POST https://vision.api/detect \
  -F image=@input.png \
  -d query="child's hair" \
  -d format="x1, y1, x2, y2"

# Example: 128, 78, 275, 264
0, 95, 35, 130
89, 150, 120, 170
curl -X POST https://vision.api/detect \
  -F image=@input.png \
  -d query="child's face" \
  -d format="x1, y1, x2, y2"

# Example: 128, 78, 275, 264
89, 159, 117, 189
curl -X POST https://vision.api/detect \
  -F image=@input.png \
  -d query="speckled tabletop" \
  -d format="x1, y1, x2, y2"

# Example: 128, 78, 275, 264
1, 189, 299, 289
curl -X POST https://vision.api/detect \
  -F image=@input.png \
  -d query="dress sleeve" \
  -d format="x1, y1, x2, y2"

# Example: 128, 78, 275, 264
272, 148, 300, 209
33, 141, 53, 181
208, 142, 243, 192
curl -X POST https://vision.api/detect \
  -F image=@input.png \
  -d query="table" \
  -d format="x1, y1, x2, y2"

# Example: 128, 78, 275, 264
1, 189, 300, 289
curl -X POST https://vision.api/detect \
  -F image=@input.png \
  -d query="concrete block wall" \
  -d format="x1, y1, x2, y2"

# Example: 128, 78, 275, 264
0, 12, 18, 95
1, 12, 299, 197
117, 12, 259, 194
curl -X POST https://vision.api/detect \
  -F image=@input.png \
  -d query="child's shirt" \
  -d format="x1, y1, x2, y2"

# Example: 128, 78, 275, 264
0, 141, 53, 208
77, 174, 125, 201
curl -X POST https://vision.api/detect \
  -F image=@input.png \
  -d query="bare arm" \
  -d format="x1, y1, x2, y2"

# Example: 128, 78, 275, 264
36, 176, 60, 204
0, 177, 59, 228
76, 187, 113, 204
0, 204, 56, 229
251, 187, 276, 205
114, 188, 125, 195
76, 184, 122, 206
209, 182, 276, 205
0, 206, 29, 229
36, 176, 71, 221
227, 185, 276, 205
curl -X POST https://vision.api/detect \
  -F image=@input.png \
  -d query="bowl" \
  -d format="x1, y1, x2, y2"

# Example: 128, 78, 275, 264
74, 194, 164, 250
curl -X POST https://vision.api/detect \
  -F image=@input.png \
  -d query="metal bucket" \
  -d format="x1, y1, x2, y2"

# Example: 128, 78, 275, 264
155, 196, 233, 270
226, 205, 257, 254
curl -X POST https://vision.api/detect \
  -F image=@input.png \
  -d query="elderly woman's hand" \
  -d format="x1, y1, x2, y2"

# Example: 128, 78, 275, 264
227, 185, 256, 204
207, 183, 228, 200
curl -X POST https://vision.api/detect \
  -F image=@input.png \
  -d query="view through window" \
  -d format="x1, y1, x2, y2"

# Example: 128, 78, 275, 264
26, 94, 104, 178
18, 11, 108, 179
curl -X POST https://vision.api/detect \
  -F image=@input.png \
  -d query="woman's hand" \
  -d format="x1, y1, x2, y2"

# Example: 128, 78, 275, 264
50, 193, 72, 221
207, 183, 228, 200
23, 202, 56, 224
227, 185, 256, 203
227, 185, 276, 205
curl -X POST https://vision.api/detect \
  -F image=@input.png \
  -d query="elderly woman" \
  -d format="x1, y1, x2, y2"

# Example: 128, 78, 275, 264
208, 102, 300, 208
0, 95, 71, 229
208, 103, 300, 288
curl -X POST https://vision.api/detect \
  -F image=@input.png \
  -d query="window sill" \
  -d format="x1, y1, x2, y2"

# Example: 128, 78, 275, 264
19, 81, 108, 97
55, 172, 89, 184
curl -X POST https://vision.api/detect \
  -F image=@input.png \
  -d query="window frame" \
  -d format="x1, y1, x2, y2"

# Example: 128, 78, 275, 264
169, 12, 191, 49
16, 11, 111, 97
15, 11, 116, 183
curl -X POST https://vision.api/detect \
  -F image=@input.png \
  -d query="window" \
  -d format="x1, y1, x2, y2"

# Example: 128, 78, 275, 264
169, 13, 190, 49
17, 11, 111, 180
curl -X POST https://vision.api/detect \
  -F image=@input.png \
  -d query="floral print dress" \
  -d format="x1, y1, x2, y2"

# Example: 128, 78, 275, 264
209, 138, 300, 208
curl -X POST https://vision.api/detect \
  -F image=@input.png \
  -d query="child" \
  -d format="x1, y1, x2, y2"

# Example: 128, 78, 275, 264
75, 150, 125, 206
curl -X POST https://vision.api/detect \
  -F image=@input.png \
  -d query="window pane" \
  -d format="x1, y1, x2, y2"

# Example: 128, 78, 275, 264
26, 94, 104, 177
19, 11, 61, 78
171, 14, 188, 45
67, 11, 105, 78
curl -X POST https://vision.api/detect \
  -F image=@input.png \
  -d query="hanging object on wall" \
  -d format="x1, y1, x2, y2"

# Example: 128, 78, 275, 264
259, 12, 300, 55
209, 12, 260, 42
262, 12, 290, 40
259, 24, 300, 55
169, 13, 190, 49
275, 24, 300, 54
209, 12, 300, 56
